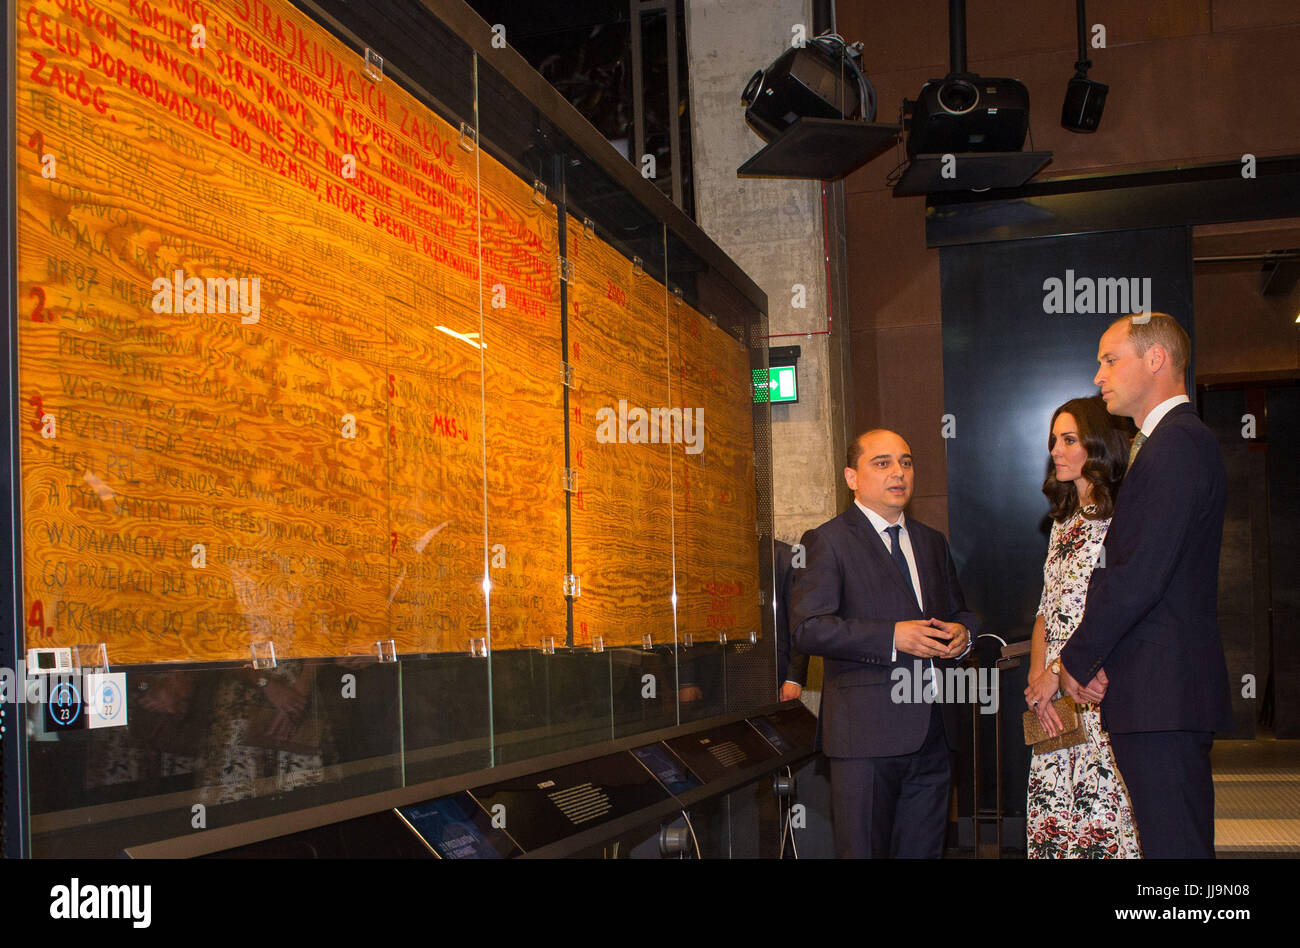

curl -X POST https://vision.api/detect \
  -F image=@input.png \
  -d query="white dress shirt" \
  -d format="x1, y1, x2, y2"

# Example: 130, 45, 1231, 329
1138, 394, 1190, 436
854, 500, 924, 612
855, 500, 924, 665
852, 500, 972, 674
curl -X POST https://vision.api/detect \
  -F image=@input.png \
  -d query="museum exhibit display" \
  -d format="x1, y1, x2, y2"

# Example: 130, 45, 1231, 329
1, 0, 787, 858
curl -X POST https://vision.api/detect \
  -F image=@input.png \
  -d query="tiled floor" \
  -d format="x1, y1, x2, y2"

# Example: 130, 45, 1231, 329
1212, 735, 1300, 857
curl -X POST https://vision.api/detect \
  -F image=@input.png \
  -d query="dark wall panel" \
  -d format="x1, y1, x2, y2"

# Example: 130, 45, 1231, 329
941, 227, 1193, 644
1202, 388, 1266, 738
938, 227, 1243, 812
1267, 386, 1300, 738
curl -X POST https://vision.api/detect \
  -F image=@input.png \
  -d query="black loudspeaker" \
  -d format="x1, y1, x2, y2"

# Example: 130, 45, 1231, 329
1061, 75, 1108, 132
742, 41, 867, 143
906, 74, 1030, 158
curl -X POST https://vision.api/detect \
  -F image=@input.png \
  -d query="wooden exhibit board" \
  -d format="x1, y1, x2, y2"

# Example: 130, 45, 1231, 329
566, 218, 675, 649
479, 187, 566, 652
13, 0, 563, 661
566, 217, 761, 650
670, 304, 761, 644
12, 0, 757, 664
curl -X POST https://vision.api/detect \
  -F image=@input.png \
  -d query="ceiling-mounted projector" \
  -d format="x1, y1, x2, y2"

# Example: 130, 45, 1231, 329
736, 32, 900, 181
893, 0, 1051, 195
906, 74, 1030, 157
741, 35, 875, 143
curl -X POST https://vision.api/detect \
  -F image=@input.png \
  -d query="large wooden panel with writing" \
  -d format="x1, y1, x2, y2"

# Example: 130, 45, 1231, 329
479, 165, 566, 651
13, 0, 513, 661
12, 0, 759, 665
671, 304, 762, 645
566, 220, 675, 649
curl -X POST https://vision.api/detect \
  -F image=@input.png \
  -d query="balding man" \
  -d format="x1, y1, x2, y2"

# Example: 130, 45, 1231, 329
791, 429, 978, 858
1059, 313, 1232, 858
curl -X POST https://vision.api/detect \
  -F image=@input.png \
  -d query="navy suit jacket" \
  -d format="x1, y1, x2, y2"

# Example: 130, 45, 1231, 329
774, 540, 809, 687
1060, 403, 1234, 734
790, 506, 980, 758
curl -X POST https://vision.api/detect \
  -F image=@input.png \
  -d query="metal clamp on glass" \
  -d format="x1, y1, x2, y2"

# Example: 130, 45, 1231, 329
641, 633, 654, 651
468, 637, 489, 658
563, 574, 581, 597
540, 635, 556, 655
582, 217, 595, 239
363, 48, 384, 82
682, 632, 694, 649
557, 256, 574, 283
717, 631, 728, 645
375, 640, 397, 663
532, 178, 548, 204
459, 121, 476, 152
590, 635, 604, 654
250, 640, 276, 669
632, 256, 644, 275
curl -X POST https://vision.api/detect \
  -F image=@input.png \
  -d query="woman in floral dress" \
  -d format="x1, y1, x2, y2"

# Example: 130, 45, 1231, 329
1024, 396, 1140, 858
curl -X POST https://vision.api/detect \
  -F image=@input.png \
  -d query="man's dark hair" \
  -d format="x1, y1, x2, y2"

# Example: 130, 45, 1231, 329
1042, 396, 1133, 521
846, 432, 866, 470
846, 429, 893, 469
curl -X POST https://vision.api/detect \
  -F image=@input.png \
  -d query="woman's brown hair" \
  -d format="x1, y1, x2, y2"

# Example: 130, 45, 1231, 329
1042, 395, 1132, 522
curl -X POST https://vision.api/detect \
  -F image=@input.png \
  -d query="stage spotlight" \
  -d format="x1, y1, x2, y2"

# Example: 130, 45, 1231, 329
1061, 0, 1108, 133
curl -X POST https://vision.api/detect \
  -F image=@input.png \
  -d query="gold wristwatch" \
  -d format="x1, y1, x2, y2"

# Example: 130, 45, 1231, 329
1049, 660, 1062, 676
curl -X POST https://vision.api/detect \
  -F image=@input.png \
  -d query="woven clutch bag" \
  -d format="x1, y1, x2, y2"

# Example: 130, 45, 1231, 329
1022, 696, 1087, 754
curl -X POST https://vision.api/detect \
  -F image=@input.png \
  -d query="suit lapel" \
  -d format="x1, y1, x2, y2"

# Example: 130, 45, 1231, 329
844, 507, 924, 613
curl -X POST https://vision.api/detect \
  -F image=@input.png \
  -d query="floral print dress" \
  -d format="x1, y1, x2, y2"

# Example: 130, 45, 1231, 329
1026, 506, 1141, 859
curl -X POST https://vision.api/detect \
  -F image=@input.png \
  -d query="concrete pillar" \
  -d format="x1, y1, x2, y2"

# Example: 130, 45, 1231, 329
684, 0, 852, 547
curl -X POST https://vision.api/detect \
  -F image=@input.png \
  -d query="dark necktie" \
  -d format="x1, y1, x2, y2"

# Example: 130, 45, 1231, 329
885, 524, 918, 606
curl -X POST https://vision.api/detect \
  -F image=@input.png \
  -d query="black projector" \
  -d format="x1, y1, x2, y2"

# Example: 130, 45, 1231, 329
742, 40, 869, 143
906, 74, 1030, 158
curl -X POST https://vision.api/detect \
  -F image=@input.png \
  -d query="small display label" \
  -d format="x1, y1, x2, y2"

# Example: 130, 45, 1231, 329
85, 673, 129, 730
47, 679, 82, 729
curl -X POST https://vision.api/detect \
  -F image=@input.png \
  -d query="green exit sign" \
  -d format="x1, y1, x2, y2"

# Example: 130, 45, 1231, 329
753, 365, 798, 404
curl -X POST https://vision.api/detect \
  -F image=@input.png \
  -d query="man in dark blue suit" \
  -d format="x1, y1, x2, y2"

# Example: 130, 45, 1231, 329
791, 429, 978, 858
1058, 313, 1233, 859
774, 540, 809, 701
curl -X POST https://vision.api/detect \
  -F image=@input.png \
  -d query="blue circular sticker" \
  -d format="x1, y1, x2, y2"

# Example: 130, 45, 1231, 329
49, 682, 81, 726
97, 680, 123, 721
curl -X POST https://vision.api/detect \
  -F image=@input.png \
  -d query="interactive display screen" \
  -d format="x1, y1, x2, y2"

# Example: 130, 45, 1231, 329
396, 793, 519, 859
631, 742, 702, 796
748, 716, 790, 754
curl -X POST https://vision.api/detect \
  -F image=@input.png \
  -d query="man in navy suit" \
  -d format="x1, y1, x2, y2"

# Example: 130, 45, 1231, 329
774, 540, 809, 700
791, 429, 978, 858
1059, 313, 1233, 858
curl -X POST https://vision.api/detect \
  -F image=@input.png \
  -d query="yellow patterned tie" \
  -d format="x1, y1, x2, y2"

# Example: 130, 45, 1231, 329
1127, 431, 1147, 470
